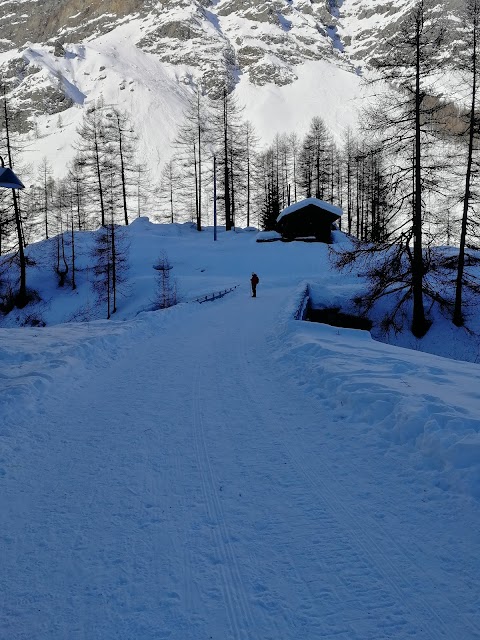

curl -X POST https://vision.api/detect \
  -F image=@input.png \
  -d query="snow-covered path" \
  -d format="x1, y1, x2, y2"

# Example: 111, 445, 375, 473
2, 287, 480, 639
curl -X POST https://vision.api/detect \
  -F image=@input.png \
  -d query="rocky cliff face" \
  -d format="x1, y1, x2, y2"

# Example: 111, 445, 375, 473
0, 0, 149, 52
338, 0, 463, 67
0, 0, 349, 91
0, 0, 349, 130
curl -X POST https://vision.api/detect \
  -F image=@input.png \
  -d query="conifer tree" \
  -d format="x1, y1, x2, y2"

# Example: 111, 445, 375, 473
0, 88, 29, 307
299, 117, 332, 200
174, 88, 210, 230
211, 88, 246, 230
91, 186, 129, 319
104, 107, 140, 226
334, 0, 449, 337
453, 0, 480, 326
75, 104, 109, 227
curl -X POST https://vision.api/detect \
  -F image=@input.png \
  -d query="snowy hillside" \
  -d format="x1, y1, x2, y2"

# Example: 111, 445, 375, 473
0, 1, 468, 180
4, 218, 480, 361
1, 219, 480, 638
2, 34, 365, 179
0, 0, 397, 177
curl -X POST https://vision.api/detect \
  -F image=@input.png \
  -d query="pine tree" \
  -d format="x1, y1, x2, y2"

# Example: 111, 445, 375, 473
91, 192, 129, 319
453, 0, 480, 326
153, 253, 177, 309
67, 155, 89, 231
159, 159, 177, 223
174, 88, 210, 230
299, 117, 332, 200
104, 107, 140, 226
211, 88, 246, 230
258, 147, 281, 231
37, 157, 54, 239
0, 88, 29, 307
51, 179, 69, 287
334, 0, 449, 337
74, 104, 109, 227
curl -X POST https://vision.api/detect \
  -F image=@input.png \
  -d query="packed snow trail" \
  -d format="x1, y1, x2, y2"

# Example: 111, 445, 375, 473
2, 287, 480, 639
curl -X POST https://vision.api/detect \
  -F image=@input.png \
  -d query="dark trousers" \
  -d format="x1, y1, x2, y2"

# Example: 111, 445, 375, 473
251, 284, 257, 297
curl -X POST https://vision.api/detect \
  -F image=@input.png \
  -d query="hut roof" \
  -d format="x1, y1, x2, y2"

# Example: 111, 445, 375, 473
276, 197, 343, 223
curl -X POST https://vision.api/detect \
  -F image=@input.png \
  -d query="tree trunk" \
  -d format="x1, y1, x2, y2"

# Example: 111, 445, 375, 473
224, 91, 231, 231
3, 96, 27, 307
197, 93, 202, 231
247, 155, 251, 226
119, 126, 129, 226
194, 142, 199, 230
411, 15, 428, 338
454, 6, 478, 327
111, 218, 117, 313
71, 214, 76, 290
94, 130, 106, 227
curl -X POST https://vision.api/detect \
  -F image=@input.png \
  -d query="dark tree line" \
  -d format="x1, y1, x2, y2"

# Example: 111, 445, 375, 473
0, 99, 139, 319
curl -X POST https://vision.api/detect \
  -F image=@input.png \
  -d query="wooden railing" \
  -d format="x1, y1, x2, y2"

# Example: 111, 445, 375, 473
193, 285, 240, 304
293, 284, 310, 320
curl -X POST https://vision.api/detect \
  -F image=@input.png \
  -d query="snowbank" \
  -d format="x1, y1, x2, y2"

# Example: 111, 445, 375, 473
272, 292, 480, 500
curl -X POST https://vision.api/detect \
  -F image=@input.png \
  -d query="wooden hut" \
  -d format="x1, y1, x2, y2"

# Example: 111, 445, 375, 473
276, 197, 343, 243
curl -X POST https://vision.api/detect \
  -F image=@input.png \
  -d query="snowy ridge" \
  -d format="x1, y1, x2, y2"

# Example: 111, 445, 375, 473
274, 310, 480, 498
0, 301, 185, 425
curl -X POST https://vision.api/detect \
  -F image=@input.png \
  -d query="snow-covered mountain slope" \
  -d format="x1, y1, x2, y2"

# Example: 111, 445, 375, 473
338, 0, 462, 66
0, 0, 428, 175
1, 218, 479, 638
0, 0, 466, 176
1, 0, 348, 88
4, 30, 365, 177
13, 28, 193, 176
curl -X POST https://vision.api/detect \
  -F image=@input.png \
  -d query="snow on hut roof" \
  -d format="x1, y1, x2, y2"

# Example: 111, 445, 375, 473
276, 197, 343, 223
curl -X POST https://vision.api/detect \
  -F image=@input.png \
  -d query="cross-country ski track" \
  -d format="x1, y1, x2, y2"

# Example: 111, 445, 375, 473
1, 284, 480, 639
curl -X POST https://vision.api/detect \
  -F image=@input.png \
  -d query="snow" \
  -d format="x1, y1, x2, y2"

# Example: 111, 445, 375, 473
256, 230, 282, 242
1, 221, 480, 638
15, 31, 191, 177
23, 47, 87, 105
5, 17, 367, 180
276, 197, 344, 222
236, 59, 365, 146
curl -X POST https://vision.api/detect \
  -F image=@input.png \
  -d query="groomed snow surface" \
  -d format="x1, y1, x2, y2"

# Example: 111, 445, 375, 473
1, 221, 480, 639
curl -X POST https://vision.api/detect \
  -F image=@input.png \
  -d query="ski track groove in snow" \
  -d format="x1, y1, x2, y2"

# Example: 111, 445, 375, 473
2, 281, 480, 638
236, 302, 455, 639
192, 363, 256, 640
319, 435, 472, 636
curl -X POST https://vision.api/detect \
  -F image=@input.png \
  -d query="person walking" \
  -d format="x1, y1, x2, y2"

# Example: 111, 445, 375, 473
250, 272, 259, 297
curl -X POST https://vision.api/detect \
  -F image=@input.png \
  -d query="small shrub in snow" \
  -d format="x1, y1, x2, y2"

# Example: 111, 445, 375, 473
153, 253, 177, 310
